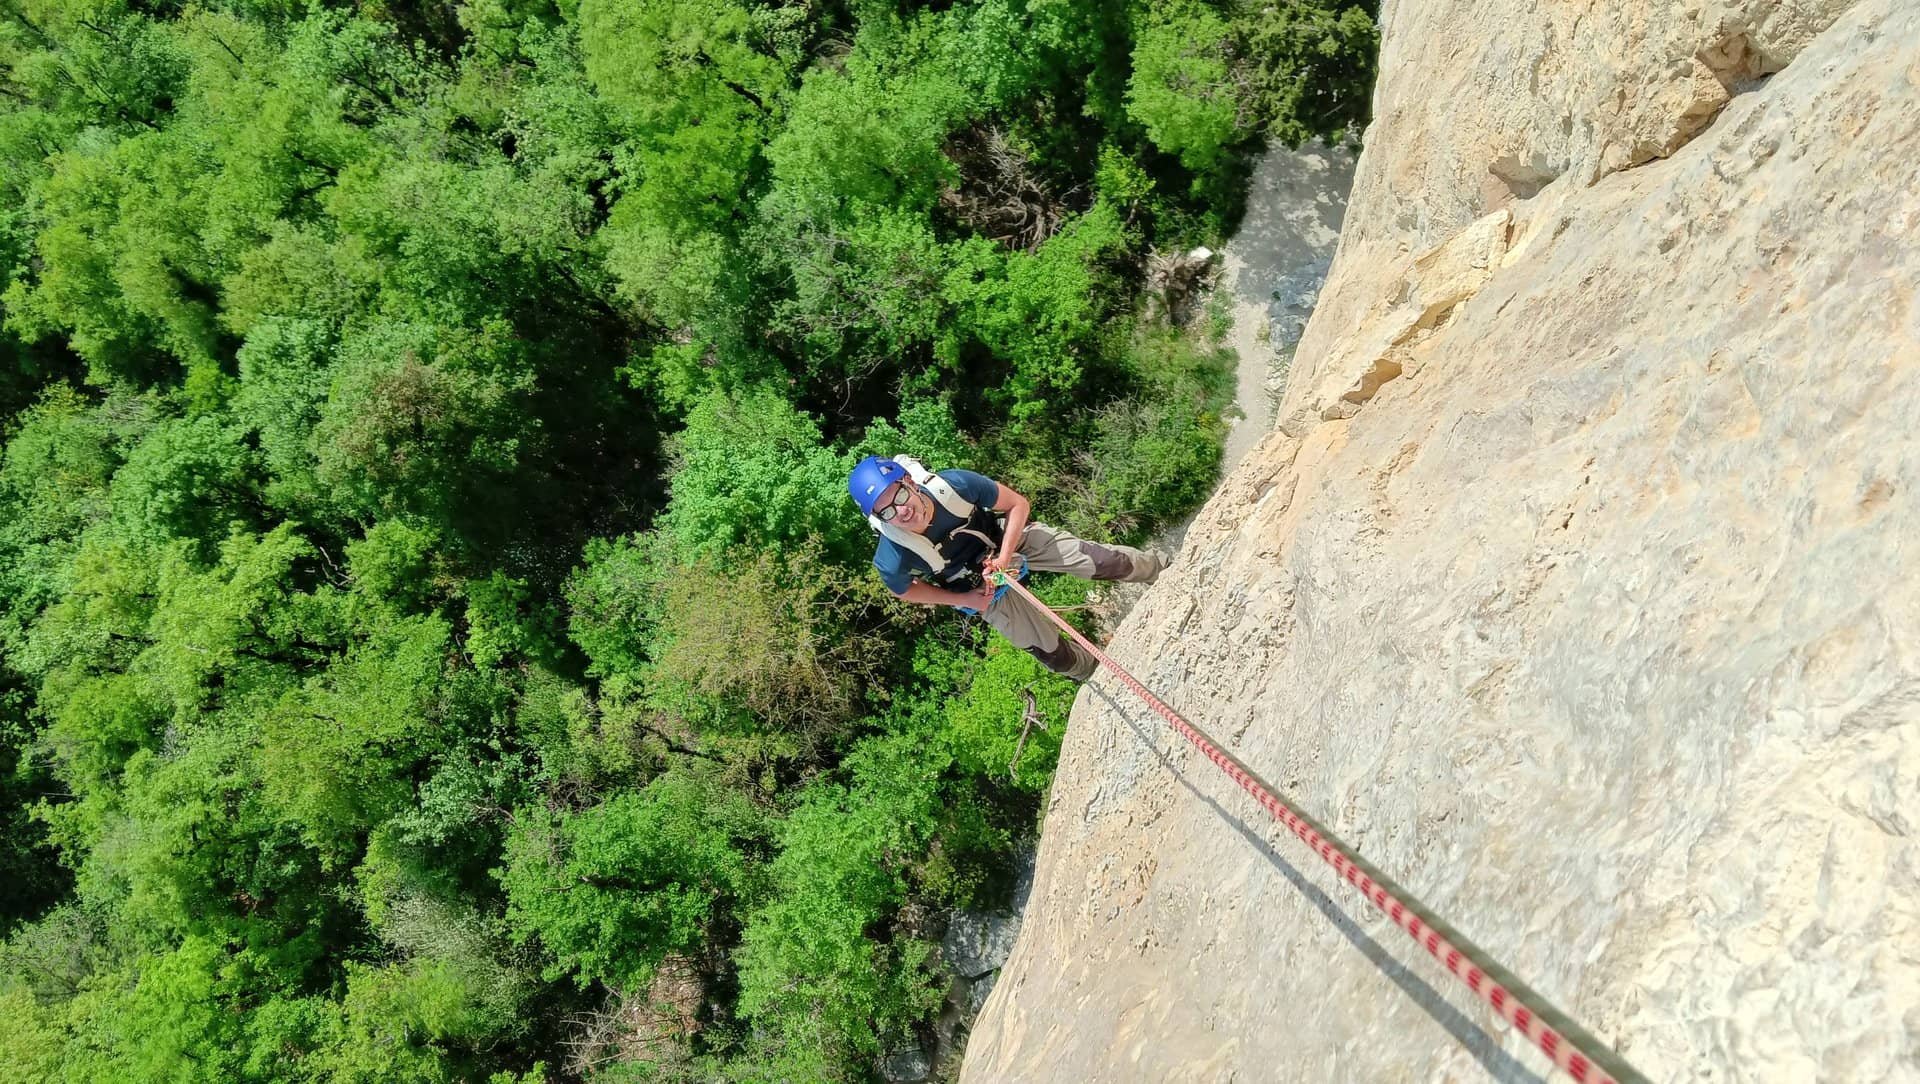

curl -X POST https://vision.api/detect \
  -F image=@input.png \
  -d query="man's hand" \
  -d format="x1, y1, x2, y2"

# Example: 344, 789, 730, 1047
988, 483, 1031, 579
967, 582, 996, 609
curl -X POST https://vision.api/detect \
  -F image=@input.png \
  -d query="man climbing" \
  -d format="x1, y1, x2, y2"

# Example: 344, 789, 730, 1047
848, 456, 1165, 681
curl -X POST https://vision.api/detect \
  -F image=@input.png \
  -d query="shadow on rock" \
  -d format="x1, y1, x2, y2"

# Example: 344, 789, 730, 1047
1086, 686, 1547, 1084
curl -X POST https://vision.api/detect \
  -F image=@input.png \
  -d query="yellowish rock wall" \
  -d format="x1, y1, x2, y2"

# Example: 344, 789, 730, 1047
963, 1, 1920, 1080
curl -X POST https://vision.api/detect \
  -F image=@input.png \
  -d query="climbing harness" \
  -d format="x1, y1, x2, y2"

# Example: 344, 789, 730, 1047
865, 454, 1007, 592
956, 552, 1027, 616
987, 570, 1648, 1084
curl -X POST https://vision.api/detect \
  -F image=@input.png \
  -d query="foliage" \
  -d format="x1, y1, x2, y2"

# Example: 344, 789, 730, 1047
1128, 0, 1241, 173
568, 527, 897, 778
913, 629, 1079, 793
1089, 326, 1237, 535
1128, 0, 1379, 175
1234, 1, 1382, 148
501, 773, 759, 991
652, 386, 862, 566
0, 691, 68, 933
733, 729, 947, 1069
641, 545, 892, 741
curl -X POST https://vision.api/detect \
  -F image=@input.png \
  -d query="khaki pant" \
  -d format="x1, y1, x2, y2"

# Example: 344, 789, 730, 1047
983, 523, 1156, 655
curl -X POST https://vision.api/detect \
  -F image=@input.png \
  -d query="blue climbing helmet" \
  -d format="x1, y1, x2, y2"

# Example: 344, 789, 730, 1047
848, 455, 909, 516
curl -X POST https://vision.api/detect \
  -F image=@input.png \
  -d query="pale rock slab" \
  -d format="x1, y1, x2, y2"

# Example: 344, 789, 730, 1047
964, 1, 1920, 1081
1282, 0, 1864, 426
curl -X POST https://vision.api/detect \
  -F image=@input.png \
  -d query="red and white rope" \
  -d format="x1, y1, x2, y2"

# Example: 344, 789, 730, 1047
991, 572, 1645, 1084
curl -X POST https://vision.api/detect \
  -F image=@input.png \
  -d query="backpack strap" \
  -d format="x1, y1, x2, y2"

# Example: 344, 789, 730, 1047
871, 515, 945, 571
885, 455, 975, 518
867, 459, 996, 583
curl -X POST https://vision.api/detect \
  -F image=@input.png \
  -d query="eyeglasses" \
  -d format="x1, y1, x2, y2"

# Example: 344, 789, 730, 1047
875, 483, 915, 522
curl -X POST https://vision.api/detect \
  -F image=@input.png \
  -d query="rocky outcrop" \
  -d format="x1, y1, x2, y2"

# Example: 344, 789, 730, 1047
964, 1, 1919, 1081
910, 848, 1037, 1080
1281, 0, 1866, 431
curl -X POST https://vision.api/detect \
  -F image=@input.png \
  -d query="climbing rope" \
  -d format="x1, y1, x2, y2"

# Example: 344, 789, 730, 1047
988, 571, 1648, 1084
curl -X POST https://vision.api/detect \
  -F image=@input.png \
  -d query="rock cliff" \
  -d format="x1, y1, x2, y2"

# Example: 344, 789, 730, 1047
963, 1, 1920, 1080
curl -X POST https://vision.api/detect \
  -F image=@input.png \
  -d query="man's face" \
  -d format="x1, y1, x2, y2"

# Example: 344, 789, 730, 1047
876, 480, 927, 530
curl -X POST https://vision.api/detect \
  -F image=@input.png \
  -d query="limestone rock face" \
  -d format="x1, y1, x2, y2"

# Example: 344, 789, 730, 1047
963, 2, 1920, 1081
943, 910, 1021, 981
1282, 0, 1863, 429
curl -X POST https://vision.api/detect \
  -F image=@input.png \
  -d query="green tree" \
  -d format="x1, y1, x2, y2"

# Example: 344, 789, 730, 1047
940, 200, 1131, 423
1126, 0, 1240, 173
1088, 326, 1235, 534
733, 730, 946, 1069
587, 0, 801, 342
1128, 1, 1378, 174
255, 612, 454, 867
309, 320, 535, 530
0, 687, 68, 932
1234, 1, 1379, 148
652, 386, 861, 565
500, 773, 758, 990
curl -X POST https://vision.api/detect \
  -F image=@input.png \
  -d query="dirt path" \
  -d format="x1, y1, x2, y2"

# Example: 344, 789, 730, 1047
1095, 143, 1357, 627
1217, 142, 1357, 474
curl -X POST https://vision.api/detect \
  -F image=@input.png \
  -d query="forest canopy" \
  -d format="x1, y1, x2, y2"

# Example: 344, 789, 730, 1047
0, 0, 1376, 1079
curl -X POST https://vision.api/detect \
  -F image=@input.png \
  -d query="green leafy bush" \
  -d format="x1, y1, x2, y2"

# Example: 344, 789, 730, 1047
502, 773, 759, 991
733, 731, 946, 1069
1127, 1, 1241, 173
1236, 1, 1381, 148
1128, 0, 1378, 174
653, 386, 863, 565
1089, 328, 1235, 535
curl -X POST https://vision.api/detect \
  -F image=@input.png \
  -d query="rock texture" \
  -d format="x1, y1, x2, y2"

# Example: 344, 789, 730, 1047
944, 910, 1022, 981
964, 1, 1920, 1081
1281, 0, 1871, 431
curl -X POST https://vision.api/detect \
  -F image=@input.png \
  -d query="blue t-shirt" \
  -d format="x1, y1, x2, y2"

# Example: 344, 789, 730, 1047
872, 469, 1000, 594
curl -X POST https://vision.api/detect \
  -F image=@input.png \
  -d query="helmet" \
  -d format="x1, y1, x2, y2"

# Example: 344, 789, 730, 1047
848, 455, 908, 516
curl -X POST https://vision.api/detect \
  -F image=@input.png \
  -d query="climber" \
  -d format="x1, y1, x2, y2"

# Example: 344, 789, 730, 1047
848, 455, 1165, 681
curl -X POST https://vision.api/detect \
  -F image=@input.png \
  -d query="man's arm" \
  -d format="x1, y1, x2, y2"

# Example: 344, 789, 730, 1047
983, 481, 1031, 576
895, 580, 995, 609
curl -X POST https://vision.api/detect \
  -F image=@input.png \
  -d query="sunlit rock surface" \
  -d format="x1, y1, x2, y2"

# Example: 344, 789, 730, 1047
964, 1, 1919, 1080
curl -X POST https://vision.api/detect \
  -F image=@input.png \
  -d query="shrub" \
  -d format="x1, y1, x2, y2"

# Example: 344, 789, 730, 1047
500, 773, 759, 991
1127, 1, 1240, 173
1088, 328, 1234, 535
